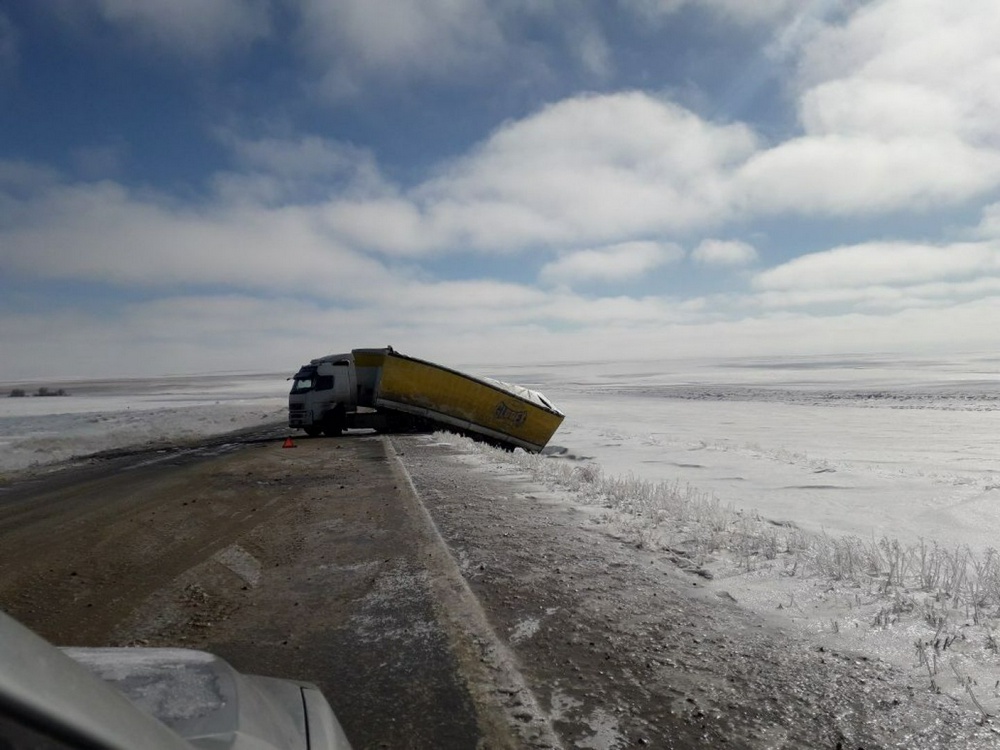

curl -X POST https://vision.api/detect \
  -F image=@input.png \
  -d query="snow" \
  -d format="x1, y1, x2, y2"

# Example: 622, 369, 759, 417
473, 352, 1000, 722
497, 353, 1000, 553
0, 373, 287, 474
62, 647, 226, 723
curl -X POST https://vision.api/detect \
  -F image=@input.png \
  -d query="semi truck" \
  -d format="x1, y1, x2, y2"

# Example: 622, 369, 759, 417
288, 347, 564, 453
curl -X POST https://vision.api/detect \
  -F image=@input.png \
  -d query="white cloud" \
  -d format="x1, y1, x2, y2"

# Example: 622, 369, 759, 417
87, 0, 271, 59
539, 241, 682, 285
754, 241, 1000, 292
800, 79, 960, 140
692, 239, 758, 266
736, 135, 1000, 215
755, 277, 1000, 311
322, 76, 1000, 253
727, 0, 1000, 217
747, 237, 1000, 320
327, 92, 758, 254
0, 179, 391, 298
796, 2, 1000, 147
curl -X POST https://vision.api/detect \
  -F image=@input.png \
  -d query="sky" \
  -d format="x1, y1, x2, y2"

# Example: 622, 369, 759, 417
2, 0, 1000, 380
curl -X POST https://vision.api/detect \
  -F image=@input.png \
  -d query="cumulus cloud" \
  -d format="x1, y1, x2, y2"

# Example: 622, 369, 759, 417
326, 92, 757, 254
725, 0, 1000, 216
321, 77, 1000, 253
796, 0, 1000, 147
800, 80, 960, 140
540, 241, 683, 286
692, 239, 758, 266
797, 0, 1000, 140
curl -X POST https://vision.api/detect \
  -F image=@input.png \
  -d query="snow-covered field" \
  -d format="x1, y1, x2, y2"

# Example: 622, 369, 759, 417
479, 352, 1000, 720
0, 373, 287, 474
495, 353, 1000, 554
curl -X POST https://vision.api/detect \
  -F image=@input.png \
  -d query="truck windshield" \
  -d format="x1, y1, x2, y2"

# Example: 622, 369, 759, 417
290, 376, 315, 394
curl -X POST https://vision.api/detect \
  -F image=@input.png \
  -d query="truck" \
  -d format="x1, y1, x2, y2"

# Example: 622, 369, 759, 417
288, 347, 564, 453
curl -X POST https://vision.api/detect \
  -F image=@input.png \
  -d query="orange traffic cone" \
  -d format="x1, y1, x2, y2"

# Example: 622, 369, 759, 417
282, 436, 296, 449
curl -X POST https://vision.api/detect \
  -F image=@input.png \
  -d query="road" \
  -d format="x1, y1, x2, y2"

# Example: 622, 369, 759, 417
0, 429, 995, 749
0, 429, 513, 749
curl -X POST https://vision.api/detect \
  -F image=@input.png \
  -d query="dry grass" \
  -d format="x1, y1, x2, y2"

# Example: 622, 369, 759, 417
455, 435, 1000, 659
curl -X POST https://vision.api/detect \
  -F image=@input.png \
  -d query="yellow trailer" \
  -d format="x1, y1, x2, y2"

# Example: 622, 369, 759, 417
367, 349, 564, 453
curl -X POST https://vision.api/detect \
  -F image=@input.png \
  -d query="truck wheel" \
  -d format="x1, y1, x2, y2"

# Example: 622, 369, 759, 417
304, 426, 322, 437
322, 410, 345, 437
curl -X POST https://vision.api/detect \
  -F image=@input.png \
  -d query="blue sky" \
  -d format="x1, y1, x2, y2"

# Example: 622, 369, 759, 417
2, 0, 1000, 379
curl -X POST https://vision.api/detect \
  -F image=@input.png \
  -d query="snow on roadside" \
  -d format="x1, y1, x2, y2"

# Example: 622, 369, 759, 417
0, 403, 286, 474
438, 433, 1000, 726
0, 374, 287, 475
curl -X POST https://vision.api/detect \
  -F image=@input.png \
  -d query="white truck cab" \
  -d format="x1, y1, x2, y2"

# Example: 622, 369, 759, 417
288, 354, 356, 436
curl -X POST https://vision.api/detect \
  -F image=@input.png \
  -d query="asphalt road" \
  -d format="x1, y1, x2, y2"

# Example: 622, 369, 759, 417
0, 430, 516, 749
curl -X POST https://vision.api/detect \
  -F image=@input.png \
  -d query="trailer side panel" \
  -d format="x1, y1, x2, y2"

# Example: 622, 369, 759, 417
373, 353, 564, 452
